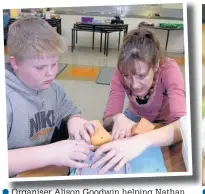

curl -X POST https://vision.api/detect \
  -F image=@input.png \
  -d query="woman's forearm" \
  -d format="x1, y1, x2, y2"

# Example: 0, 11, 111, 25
105, 115, 182, 147
142, 120, 182, 147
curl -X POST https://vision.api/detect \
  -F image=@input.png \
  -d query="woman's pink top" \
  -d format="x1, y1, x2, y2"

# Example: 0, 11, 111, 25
103, 58, 186, 124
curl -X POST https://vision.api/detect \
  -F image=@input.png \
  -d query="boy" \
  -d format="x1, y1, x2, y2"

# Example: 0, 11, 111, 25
6, 16, 95, 177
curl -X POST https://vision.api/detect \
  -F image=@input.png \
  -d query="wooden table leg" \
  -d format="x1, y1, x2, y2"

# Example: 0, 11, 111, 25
16, 165, 69, 178
162, 142, 186, 172
153, 123, 186, 172
202, 155, 205, 185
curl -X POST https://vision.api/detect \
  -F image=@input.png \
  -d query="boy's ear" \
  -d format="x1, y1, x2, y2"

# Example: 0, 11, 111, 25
9, 56, 19, 71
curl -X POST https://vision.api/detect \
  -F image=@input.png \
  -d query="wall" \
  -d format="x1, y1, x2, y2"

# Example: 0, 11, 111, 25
60, 15, 184, 53
54, 4, 183, 19
161, 4, 183, 9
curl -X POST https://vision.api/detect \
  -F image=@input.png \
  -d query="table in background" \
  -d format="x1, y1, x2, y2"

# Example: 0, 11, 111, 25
71, 23, 128, 56
140, 25, 184, 53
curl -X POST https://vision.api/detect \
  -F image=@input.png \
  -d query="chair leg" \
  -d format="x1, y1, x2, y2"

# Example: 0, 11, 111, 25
92, 30, 95, 50
104, 33, 107, 55
73, 29, 75, 49
106, 33, 109, 56
100, 32, 103, 53
71, 29, 74, 52
118, 31, 121, 50
76, 30, 78, 44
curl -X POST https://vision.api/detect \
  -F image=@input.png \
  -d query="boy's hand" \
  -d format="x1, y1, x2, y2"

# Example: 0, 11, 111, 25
48, 140, 93, 168
67, 117, 97, 143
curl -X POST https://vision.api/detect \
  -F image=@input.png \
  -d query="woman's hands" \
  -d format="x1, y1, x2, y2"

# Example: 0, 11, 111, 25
112, 113, 136, 139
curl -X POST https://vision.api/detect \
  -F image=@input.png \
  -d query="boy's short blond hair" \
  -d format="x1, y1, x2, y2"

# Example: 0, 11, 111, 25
7, 16, 66, 61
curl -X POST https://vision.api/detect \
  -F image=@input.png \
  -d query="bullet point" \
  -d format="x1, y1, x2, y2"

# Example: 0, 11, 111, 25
2, 189, 9, 194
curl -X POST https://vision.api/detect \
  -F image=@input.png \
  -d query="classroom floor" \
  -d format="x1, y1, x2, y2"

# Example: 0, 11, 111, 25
4, 46, 185, 122
57, 47, 127, 122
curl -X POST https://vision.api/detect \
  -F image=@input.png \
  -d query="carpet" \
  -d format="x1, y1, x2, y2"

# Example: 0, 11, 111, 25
4, 47, 7, 55
174, 57, 184, 66
57, 63, 68, 75
56, 64, 102, 81
96, 65, 185, 85
96, 66, 115, 85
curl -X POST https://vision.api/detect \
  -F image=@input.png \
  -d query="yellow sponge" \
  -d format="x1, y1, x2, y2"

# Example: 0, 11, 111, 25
131, 118, 155, 135
90, 120, 112, 146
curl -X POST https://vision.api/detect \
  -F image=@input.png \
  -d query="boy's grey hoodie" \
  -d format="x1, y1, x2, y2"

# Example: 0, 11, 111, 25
6, 63, 81, 149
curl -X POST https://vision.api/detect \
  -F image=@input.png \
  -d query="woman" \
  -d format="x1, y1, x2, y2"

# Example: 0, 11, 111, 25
91, 28, 186, 174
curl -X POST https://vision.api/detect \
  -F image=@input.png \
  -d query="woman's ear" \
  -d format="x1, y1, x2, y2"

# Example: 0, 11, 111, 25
9, 56, 19, 71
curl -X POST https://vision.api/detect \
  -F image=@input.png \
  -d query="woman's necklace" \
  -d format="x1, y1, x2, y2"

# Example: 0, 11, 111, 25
135, 74, 157, 105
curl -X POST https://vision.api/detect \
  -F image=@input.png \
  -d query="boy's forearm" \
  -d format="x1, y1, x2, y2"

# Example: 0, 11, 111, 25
8, 144, 52, 177
141, 120, 182, 147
